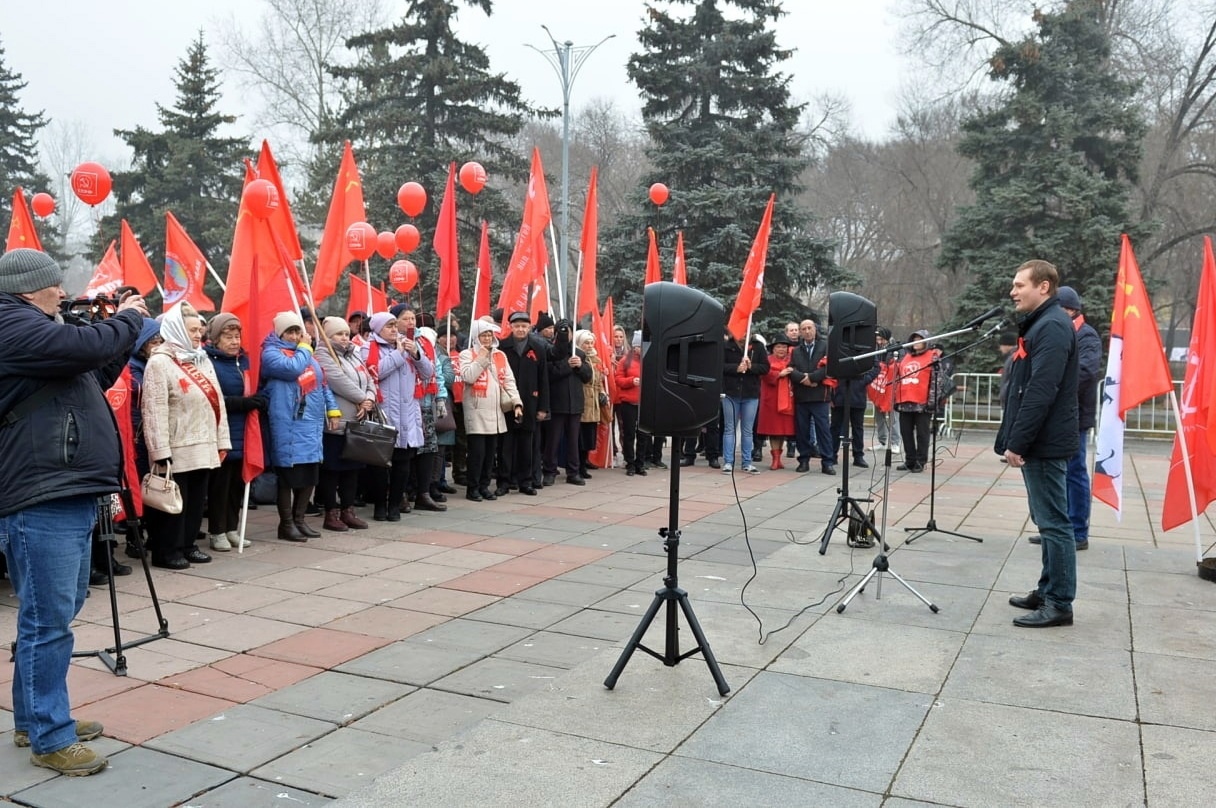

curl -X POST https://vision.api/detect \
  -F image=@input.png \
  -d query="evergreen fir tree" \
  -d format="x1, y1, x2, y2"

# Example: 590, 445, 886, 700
939, 1, 1149, 333
99, 34, 249, 305
313, 0, 547, 312
0, 38, 51, 222
599, 0, 839, 332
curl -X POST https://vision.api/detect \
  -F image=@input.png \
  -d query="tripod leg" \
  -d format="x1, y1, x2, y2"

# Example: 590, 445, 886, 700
836, 565, 880, 613
604, 590, 666, 690
818, 498, 848, 556
676, 594, 730, 696
884, 569, 940, 613
101, 539, 128, 676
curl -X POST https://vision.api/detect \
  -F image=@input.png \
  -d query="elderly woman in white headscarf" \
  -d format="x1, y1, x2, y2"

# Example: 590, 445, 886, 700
459, 319, 522, 501
142, 303, 231, 569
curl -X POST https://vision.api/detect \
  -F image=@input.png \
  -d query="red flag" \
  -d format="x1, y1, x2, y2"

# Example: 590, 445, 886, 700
164, 212, 216, 311
1094, 234, 1174, 515
5, 187, 43, 252
644, 227, 661, 285
1162, 237, 1216, 530
673, 230, 687, 286
223, 167, 304, 326
727, 194, 775, 341
588, 296, 616, 470
474, 220, 493, 319
84, 240, 123, 298
120, 219, 160, 296
497, 148, 552, 318
105, 367, 143, 518
256, 140, 303, 262
576, 167, 600, 319
312, 141, 367, 304
434, 162, 461, 318
241, 256, 269, 484
347, 271, 387, 318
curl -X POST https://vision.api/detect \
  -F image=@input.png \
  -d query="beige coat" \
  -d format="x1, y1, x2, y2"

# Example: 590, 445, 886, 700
581, 356, 604, 423
459, 324, 522, 435
142, 348, 231, 472
316, 341, 377, 431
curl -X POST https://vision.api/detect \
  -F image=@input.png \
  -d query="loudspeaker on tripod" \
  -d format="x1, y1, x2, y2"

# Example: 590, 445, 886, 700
639, 282, 724, 436
827, 291, 877, 379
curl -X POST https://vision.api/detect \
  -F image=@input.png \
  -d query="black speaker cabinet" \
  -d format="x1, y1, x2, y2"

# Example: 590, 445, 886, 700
639, 282, 724, 436
827, 291, 877, 378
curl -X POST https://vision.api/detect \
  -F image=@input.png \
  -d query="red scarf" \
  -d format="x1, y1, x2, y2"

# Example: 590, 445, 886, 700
366, 340, 384, 402
173, 358, 221, 424
472, 351, 509, 398
414, 337, 439, 399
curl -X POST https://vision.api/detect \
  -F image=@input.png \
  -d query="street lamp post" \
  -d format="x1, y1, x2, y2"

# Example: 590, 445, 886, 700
527, 27, 614, 320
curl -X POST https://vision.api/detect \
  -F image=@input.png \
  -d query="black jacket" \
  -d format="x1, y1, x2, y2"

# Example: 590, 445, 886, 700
788, 336, 832, 403
831, 363, 880, 409
546, 339, 593, 415
501, 332, 551, 428
1073, 315, 1102, 432
722, 337, 770, 399
0, 294, 142, 516
996, 296, 1079, 459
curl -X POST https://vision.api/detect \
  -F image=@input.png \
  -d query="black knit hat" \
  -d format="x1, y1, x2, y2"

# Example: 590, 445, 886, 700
535, 311, 556, 330
0, 248, 63, 294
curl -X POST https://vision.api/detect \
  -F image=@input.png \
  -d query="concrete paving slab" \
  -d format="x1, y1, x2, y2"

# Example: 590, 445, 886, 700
406, 615, 533, 652
771, 616, 964, 693
351, 687, 504, 744
552, 562, 653, 589
430, 655, 568, 702
1134, 651, 1216, 731
679, 671, 931, 793
893, 698, 1144, 807
250, 671, 415, 726
12, 746, 233, 808
943, 633, 1136, 719
252, 726, 431, 798
1141, 723, 1216, 808
144, 703, 335, 772
334, 640, 485, 685
508, 578, 620, 607
496, 629, 613, 669
546, 605, 658, 642
465, 596, 583, 630
1127, 569, 1216, 611
332, 719, 664, 808
972, 588, 1132, 650
1131, 603, 1216, 660
182, 776, 333, 806
614, 755, 882, 807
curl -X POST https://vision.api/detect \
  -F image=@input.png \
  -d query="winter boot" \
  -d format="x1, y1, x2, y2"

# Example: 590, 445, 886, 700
323, 509, 349, 532
340, 507, 368, 529
770, 449, 784, 470
277, 487, 305, 542
292, 487, 321, 538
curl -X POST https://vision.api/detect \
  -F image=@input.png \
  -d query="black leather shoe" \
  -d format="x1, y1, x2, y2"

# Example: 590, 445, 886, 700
634, 466, 647, 476
1009, 591, 1043, 610
822, 465, 837, 476
373, 505, 388, 521
89, 569, 109, 586
185, 548, 212, 564
466, 490, 483, 502
566, 476, 585, 486
1013, 603, 1073, 628
910, 464, 925, 473
650, 460, 668, 469
386, 507, 401, 521
542, 474, 556, 487
853, 457, 869, 469
795, 461, 810, 473
124, 542, 144, 560
579, 470, 592, 479
494, 486, 511, 497
708, 458, 722, 469
1076, 540, 1089, 550
480, 488, 498, 501
679, 457, 695, 467
626, 468, 636, 476
152, 555, 190, 570
1028, 534, 1043, 545
438, 482, 458, 495
519, 486, 537, 496
896, 463, 911, 471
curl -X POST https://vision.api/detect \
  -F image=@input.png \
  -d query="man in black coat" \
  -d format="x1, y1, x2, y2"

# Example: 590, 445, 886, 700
788, 319, 835, 474
496, 311, 550, 495
0, 249, 149, 775
998, 259, 1079, 629
543, 318, 593, 485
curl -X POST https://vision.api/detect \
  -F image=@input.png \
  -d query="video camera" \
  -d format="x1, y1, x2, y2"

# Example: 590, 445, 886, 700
60, 286, 140, 325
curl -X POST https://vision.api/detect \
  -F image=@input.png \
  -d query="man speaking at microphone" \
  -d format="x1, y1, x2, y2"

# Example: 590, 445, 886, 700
997, 259, 1079, 628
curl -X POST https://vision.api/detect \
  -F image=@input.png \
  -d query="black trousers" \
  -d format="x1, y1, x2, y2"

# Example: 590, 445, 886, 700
831, 403, 867, 462
466, 433, 498, 492
544, 413, 581, 478
318, 468, 359, 509
499, 424, 535, 487
899, 411, 932, 467
617, 402, 641, 468
145, 467, 209, 561
207, 457, 244, 535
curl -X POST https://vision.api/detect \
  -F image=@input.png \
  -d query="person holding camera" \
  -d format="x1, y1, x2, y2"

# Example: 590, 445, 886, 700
0, 249, 149, 775
543, 318, 593, 486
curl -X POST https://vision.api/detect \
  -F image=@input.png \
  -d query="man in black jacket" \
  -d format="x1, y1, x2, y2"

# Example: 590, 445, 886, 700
0, 249, 148, 775
997, 259, 1079, 628
497, 311, 550, 495
543, 318, 593, 485
788, 319, 835, 474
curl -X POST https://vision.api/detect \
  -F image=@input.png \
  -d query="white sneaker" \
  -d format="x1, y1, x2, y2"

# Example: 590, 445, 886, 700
871, 441, 887, 450
891, 445, 902, 454
208, 533, 231, 552
743, 465, 760, 474
226, 530, 249, 549
722, 465, 733, 474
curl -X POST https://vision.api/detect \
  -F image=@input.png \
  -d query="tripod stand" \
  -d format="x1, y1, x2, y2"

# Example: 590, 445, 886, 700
904, 401, 983, 544
72, 490, 171, 675
605, 445, 730, 696
818, 382, 882, 556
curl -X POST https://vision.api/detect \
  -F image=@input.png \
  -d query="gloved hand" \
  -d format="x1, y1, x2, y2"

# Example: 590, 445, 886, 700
247, 392, 269, 412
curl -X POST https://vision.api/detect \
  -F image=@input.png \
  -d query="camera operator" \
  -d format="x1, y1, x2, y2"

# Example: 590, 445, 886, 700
0, 249, 149, 776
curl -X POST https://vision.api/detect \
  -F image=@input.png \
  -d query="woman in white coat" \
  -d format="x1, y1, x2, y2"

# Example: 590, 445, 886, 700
459, 319, 522, 501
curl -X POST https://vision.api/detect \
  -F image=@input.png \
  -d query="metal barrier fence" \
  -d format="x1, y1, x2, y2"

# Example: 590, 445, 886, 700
942, 373, 1182, 440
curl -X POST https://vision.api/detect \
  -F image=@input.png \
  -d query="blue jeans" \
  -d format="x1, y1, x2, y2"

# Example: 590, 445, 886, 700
722, 396, 759, 468
1066, 430, 1090, 542
1021, 457, 1076, 610
0, 495, 97, 754
797, 401, 832, 468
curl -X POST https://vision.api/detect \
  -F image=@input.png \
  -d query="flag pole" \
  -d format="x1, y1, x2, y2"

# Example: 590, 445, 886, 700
205, 261, 228, 291
572, 250, 584, 325
1166, 390, 1205, 563
237, 481, 251, 554
364, 260, 373, 312
547, 223, 565, 319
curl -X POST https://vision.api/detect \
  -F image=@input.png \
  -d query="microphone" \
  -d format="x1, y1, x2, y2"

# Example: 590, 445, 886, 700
963, 306, 1005, 330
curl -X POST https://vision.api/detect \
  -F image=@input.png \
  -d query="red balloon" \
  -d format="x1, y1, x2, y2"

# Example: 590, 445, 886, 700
30, 192, 55, 218
70, 162, 113, 206
397, 182, 427, 217
395, 224, 421, 254
459, 161, 487, 194
243, 179, 279, 220
389, 260, 419, 294
376, 231, 397, 260
345, 222, 377, 261
648, 183, 669, 206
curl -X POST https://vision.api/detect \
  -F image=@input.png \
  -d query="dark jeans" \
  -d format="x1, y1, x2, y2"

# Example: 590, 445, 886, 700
1023, 456, 1076, 610
207, 457, 244, 535
831, 402, 867, 463
144, 467, 209, 560
899, 410, 931, 468
796, 401, 831, 467
545, 413, 581, 478
1066, 429, 1091, 542
616, 402, 642, 469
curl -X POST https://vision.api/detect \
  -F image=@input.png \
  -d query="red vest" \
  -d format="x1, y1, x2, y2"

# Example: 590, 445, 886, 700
895, 349, 938, 407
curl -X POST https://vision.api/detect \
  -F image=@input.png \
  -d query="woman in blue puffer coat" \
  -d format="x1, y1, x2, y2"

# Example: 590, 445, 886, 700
261, 311, 340, 542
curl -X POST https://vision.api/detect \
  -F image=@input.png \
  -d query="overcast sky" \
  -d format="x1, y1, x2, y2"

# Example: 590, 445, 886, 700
2, 0, 904, 162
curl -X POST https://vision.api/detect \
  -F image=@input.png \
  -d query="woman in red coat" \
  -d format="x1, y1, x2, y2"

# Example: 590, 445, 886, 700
758, 334, 797, 469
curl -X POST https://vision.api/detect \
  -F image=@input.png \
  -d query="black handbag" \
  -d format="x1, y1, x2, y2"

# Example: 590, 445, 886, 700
341, 407, 398, 467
